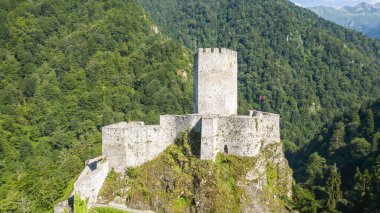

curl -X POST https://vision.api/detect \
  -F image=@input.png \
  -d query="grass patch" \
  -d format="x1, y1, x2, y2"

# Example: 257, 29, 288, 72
122, 131, 258, 212
98, 168, 128, 203
100, 132, 292, 212
91, 207, 131, 213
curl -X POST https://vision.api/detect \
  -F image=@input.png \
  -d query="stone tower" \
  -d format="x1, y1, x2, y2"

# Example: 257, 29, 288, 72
193, 48, 238, 115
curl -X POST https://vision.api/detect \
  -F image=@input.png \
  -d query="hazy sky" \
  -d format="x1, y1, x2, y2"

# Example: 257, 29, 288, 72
289, 0, 380, 8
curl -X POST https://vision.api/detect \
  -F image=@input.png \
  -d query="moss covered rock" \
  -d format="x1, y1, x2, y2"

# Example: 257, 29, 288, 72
99, 132, 293, 212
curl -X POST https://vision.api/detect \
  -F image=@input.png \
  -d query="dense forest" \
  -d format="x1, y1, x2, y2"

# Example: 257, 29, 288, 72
1, 0, 380, 212
0, 0, 192, 211
291, 101, 380, 212
138, 0, 380, 147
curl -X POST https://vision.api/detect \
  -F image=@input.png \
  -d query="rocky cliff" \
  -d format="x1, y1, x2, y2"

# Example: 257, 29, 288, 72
97, 131, 293, 212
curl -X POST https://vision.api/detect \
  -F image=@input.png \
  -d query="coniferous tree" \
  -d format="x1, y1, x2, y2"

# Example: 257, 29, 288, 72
305, 152, 327, 185
354, 168, 371, 200
363, 109, 375, 137
326, 164, 342, 212
329, 122, 345, 155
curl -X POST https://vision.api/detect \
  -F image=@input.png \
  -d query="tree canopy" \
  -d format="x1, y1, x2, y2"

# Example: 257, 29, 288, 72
0, 0, 192, 211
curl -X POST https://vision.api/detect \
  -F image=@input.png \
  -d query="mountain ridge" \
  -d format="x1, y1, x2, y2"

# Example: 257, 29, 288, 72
309, 2, 380, 39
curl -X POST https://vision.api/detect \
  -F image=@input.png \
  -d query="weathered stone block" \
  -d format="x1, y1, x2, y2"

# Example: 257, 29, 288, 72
194, 48, 238, 115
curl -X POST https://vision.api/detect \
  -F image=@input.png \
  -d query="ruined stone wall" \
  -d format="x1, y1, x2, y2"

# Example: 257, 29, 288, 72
102, 123, 128, 172
253, 111, 280, 145
194, 48, 238, 115
215, 116, 260, 157
199, 111, 280, 160
122, 123, 161, 167
102, 115, 202, 172
200, 117, 218, 160
73, 157, 109, 203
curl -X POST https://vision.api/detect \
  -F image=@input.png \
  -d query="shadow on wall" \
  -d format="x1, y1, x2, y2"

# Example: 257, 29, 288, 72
189, 127, 201, 157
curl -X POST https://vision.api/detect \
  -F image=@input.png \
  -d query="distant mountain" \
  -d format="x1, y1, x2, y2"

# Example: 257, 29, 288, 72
309, 2, 380, 40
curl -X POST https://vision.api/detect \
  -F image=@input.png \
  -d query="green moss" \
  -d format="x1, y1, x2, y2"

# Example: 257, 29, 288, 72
266, 163, 278, 187
172, 197, 190, 212
91, 207, 130, 213
74, 194, 88, 213
260, 143, 294, 211
102, 132, 292, 212
125, 167, 140, 179
117, 131, 260, 212
98, 169, 128, 203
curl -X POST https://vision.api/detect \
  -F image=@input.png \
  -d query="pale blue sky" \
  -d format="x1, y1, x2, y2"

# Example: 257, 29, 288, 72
289, 0, 380, 8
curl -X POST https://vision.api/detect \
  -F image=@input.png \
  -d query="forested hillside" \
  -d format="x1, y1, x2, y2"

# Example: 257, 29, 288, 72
291, 100, 380, 212
0, 0, 192, 211
138, 0, 380, 147
2, 0, 380, 212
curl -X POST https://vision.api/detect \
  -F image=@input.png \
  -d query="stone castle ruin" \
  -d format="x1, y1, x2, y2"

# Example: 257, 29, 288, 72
102, 48, 279, 172
54, 48, 281, 212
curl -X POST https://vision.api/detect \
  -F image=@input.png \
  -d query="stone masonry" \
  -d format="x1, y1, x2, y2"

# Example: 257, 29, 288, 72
56, 48, 281, 212
101, 48, 280, 172
194, 48, 238, 115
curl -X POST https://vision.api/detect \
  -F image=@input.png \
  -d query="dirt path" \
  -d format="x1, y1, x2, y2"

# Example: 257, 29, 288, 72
90, 203, 154, 213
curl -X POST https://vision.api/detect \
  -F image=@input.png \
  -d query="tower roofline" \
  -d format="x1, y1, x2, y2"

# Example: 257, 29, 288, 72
197, 48, 237, 56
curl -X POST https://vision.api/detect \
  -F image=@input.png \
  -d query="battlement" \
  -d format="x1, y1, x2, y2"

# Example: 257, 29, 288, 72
198, 48, 237, 57
56, 48, 284, 212
249, 110, 280, 118
194, 48, 238, 115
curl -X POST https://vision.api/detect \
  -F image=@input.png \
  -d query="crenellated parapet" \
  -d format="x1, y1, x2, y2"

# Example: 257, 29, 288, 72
194, 48, 238, 116
56, 48, 283, 212
198, 48, 238, 57
101, 110, 280, 168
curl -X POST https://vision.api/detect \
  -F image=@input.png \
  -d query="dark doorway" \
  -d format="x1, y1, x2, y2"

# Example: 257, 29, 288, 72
224, 145, 229, 154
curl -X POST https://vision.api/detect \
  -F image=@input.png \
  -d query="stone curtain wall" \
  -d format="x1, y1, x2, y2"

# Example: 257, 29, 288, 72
199, 112, 280, 161
200, 117, 219, 160
60, 112, 281, 211
102, 111, 280, 169
102, 123, 128, 172
73, 157, 109, 203
255, 111, 280, 145
57, 48, 285, 211
102, 115, 203, 171
194, 48, 238, 115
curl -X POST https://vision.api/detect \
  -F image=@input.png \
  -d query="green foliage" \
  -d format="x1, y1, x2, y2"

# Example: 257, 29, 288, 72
329, 122, 346, 154
362, 109, 375, 136
98, 168, 128, 203
353, 168, 371, 199
0, 0, 192, 211
326, 165, 342, 212
293, 185, 322, 213
92, 207, 130, 213
266, 163, 279, 187
305, 152, 327, 185
138, 0, 380, 148
1, 0, 380, 212
74, 194, 88, 213
349, 138, 371, 160
125, 167, 140, 179
119, 131, 268, 212
292, 101, 380, 212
